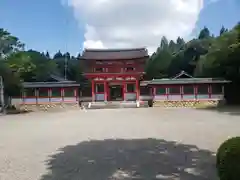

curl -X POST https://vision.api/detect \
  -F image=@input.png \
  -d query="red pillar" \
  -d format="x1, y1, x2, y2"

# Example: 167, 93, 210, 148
222, 85, 225, 94
123, 82, 126, 101
166, 86, 169, 100
91, 80, 95, 102
194, 85, 198, 100
61, 88, 65, 102
180, 86, 183, 100
151, 87, 156, 102
48, 88, 52, 102
35, 88, 38, 104
22, 89, 26, 104
104, 81, 108, 101
74, 88, 78, 101
208, 84, 212, 99
136, 80, 140, 101
153, 87, 156, 96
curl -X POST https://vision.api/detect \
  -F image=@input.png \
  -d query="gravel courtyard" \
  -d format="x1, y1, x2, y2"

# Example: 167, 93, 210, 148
0, 108, 240, 180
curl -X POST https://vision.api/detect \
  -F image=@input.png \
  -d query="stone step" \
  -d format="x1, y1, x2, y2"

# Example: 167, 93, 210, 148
82, 101, 148, 109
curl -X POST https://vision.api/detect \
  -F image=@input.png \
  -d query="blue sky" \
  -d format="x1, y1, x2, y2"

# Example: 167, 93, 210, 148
0, 0, 239, 56
195, 0, 239, 35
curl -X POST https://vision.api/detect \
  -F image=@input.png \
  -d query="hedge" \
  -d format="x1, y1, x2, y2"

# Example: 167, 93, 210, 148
216, 137, 240, 180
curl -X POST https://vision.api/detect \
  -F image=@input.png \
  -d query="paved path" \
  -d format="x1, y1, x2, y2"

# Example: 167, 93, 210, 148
0, 108, 239, 180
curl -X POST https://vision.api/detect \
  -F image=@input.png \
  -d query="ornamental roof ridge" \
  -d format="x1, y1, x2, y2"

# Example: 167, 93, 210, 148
84, 47, 147, 52
82, 47, 149, 60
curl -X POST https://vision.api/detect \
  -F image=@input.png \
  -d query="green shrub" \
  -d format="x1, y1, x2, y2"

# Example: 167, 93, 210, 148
216, 137, 240, 180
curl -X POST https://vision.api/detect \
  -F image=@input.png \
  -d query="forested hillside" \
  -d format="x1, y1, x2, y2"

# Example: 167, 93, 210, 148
145, 23, 240, 103
0, 23, 240, 103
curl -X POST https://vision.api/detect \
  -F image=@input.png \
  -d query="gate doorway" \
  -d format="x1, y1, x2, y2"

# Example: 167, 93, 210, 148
109, 84, 123, 101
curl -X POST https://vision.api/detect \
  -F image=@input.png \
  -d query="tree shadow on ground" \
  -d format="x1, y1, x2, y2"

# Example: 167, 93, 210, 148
197, 105, 240, 116
41, 139, 217, 180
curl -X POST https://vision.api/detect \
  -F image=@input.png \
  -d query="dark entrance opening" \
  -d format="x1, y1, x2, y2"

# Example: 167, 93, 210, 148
109, 84, 123, 101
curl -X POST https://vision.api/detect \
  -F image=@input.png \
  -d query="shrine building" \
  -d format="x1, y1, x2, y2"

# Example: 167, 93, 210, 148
81, 48, 149, 102
11, 75, 80, 105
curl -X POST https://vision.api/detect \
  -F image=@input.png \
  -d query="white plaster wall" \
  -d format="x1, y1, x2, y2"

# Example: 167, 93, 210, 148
168, 95, 182, 101
153, 93, 225, 101
154, 95, 168, 101
196, 95, 210, 100
51, 98, 62, 102
139, 95, 152, 101
211, 94, 224, 100
95, 94, 105, 101
79, 97, 92, 102
125, 93, 136, 101
11, 97, 78, 105
25, 98, 38, 104
182, 95, 196, 100
63, 97, 77, 102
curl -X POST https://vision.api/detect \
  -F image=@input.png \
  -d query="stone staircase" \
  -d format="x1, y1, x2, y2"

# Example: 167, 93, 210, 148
82, 101, 149, 109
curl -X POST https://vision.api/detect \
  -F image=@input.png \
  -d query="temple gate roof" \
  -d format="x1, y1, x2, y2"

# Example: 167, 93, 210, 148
81, 48, 149, 60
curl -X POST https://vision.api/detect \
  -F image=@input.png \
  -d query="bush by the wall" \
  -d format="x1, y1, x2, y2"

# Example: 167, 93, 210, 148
216, 137, 240, 180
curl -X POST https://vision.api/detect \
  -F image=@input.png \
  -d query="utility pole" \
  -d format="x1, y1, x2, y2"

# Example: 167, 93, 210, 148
0, 76, 5, 114
64, 53, 67, 80
64, 9, 68, 81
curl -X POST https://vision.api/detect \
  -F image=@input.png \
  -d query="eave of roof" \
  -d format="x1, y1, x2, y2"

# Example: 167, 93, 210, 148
140, 81, 151, 86
81, 48, 149, 60
81, 55, 149, 60
84, 48, 147, 52
22, 81, 80, 88
84, 72, 145, 75
142, 78, 231, 85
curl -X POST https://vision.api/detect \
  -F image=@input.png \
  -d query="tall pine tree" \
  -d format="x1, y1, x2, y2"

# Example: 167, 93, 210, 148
198, 26, 210, 39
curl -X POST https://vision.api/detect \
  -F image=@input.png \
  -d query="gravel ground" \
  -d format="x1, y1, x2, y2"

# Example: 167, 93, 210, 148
0, 108, 239, 180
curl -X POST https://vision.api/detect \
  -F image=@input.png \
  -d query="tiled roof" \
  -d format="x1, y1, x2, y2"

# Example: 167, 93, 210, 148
22, 81, 80, 88
22, 73, 81, 88
146, 78, 231, 85
81, 48, 149, 60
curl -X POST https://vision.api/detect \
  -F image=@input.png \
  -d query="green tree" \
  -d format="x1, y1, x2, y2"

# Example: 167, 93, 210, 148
176, 37, 185, 50
5, 51, 36, 81
27, 50, 57, 81
77, 53, 81, 59
0, 28, 24, 58
195, 24, 239, 77
45, 51, 50, 59
5, 50, 57, 82
63, 52, 70, 60
0, 29, 25, 96
0, 60, 21, 96
160, 36, 169, 50
198, 26, 211, 39
53, 50, 63, 59
220, 26, 228, 36
168, 40, 177, 54
146, 37, 173, 79
195, 23, 240, 103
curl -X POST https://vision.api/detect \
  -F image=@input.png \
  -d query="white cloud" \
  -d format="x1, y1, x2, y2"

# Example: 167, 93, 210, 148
66, 0, 209, 54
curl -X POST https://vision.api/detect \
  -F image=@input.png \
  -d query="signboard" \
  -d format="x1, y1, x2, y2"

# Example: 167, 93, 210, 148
93, 76, 137, 81
125, 76, 136, 80
94, 77, 105, 81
